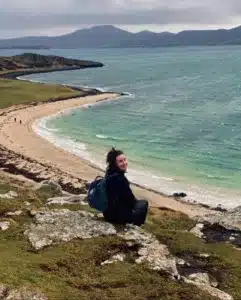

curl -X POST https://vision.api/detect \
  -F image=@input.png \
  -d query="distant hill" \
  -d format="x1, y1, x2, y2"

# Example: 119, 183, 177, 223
1, 25, 241, 48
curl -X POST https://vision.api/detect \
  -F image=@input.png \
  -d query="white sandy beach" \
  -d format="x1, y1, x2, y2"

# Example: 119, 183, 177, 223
0, 93, 213, 217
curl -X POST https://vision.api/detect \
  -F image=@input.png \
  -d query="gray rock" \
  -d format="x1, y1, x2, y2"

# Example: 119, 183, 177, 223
188, 273, 210, 285
176, 258, 189, 266
24, 209, 117, 250
0, 285, 47, 300
120, 225, 179, 277
197, 206, 241, 232
29, 210, 38, 217
5, 211, 23, 217
36, 180, 62, 196
61, 191, 73, 197
46, 194, 87, 206
6, 287, 47, 300
210, 277, 219, 288
0, 222, 10, 231
190, 223, 205, 239
199, 253, 210, 259
101, 253, 126, 266
0, 191, 18, 199
0, 285, 9, 299
183, 275, 233, 300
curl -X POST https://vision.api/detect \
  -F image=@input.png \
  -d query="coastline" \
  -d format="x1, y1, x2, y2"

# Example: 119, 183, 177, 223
0, 76, 217, 218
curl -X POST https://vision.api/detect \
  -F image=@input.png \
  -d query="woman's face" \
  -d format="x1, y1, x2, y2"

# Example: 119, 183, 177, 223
116, 154, 128, 172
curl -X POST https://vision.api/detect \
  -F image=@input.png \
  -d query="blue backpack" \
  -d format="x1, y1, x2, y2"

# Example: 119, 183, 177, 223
87, 175, 114, 212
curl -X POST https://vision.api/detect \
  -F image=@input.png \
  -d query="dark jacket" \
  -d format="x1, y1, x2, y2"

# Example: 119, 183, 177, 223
103, 168, 137, 223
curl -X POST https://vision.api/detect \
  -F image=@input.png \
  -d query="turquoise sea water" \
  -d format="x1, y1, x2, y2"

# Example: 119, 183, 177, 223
3, 47, 241, 208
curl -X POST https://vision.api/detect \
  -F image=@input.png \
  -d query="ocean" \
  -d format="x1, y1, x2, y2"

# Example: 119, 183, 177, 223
2, 47, 241, 208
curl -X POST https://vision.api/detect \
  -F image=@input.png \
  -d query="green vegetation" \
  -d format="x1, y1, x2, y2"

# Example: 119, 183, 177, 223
0, 175, 240, 299
0, 79, 83, 109
0, 177, 216, 300
145, 208, 241, 300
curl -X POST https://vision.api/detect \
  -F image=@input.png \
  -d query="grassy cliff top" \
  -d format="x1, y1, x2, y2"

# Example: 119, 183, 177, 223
0, 79, 85, 109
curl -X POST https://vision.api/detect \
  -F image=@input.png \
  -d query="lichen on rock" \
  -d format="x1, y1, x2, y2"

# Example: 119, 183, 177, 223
0, 222, 10, 231
46, 194, 87, 206
24, 209, 117, 250
0, 285, 47, 300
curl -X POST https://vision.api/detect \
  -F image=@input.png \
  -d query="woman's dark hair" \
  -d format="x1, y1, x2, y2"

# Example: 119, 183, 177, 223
106, 147, 124, 173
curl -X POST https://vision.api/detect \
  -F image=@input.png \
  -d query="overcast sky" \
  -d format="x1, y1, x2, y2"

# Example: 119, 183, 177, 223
1, 0, 241, 38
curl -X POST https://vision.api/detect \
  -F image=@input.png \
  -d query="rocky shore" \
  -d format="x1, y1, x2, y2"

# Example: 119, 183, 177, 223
0, 144, 88, 195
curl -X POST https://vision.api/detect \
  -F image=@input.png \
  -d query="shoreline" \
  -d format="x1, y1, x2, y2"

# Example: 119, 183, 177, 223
33, 87, 240, 212
0, 75, 218, 218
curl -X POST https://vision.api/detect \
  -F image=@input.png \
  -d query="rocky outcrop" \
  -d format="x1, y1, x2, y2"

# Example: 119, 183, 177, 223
0, 145, 88, 194
5, 211, 23, 217
190, 206, 241, 248
190, 223, 205, 239
24, 209, 178, 277
36, 181, 63, 196
101, 253, 126, 266
0, 53, 103, 76
23, 208, 234, 299
119, 224, 179, 277
183, 273, 233, 300
198, 206, 241, 231
24, 210, 116, 250
46, 194, 87, 206
0, 222, 10, 231
0, 285, 47, 300
0, 191, 18, 199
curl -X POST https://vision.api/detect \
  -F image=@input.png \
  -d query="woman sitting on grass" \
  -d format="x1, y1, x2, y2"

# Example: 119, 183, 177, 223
103, 148, 148, 226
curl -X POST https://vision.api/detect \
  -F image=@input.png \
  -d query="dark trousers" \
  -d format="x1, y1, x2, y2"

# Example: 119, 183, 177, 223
104, 199, 148, 227
132, 200, 149, 226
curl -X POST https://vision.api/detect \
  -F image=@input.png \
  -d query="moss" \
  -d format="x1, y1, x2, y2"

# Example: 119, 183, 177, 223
0, 183, 18, 194
0, 230, 216, 300
147, 207, 196, 231
35, 185, 62, 202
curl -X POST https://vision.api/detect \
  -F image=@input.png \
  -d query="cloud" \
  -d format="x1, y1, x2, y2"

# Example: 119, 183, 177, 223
1, 0, 241, 37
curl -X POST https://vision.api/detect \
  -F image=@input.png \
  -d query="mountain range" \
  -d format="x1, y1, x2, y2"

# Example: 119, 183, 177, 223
2, 25, 241, 48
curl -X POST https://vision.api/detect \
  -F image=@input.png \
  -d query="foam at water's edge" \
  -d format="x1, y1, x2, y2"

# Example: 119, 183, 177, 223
17, 75, 135, 97
17, 76, 40, 83
32, 103, 241, 210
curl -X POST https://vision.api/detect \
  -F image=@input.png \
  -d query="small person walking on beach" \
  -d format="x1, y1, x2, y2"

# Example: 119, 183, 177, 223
19, 120, 22, 124
88, 148, 148, 226
14, 117, 16, 122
